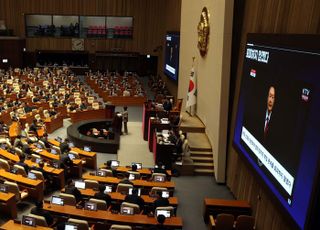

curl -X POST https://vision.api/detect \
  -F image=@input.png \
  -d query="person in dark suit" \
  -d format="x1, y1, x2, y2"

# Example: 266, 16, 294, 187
124, 188, 145, 211
150, 214, 169, 230
16, 154, 29, 173
31, 161, 48, 180
94, 184, 111, 208
153, 191, 169, 210
30, 201, 54, 226
65, 183, 83, 203
59, 139, 71, 154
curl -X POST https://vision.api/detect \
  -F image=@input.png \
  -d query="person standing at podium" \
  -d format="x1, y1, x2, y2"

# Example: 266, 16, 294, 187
122, 106, 129, 135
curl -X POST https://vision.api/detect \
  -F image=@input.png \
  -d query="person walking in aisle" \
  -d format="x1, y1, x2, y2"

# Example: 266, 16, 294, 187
122, 106, 129, 134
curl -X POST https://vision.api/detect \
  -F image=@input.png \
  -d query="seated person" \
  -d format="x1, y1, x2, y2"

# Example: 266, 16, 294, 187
153, 191, 169, 210
103, 160, 117, 177
31, 161, 49, 180
119, 176, 134, 185
94, 184, 112, 208
30, 201, 54, 226
79, 102, 87, 110
153, 162, 168, 176
16, 154, 29, 173
39, 133, 51, 148
150, 214, 169, 230
131, 164, 138, 172
124, 188, 145, 211
60, 138, 71, 154
65, 181, 83, 204
162, 98, 172, 112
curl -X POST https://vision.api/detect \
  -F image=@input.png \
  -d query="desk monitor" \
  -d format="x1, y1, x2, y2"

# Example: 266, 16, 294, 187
55, 137, 63, 143
128, 173, 136, 181
110, 160, 119, 168
84, 201, 97, 211
128, 188, 141, 196
0, 184, 8, 193
154, 175, 165, 182
52, 160, 59, 169
162, 191, 170, 198
68, 142, 75, 148
27, 172, 37, 180
74, 180, 86, 190
96, 170, 106, 177
64, 223, 78, 230
51, 148, 58, 154
22, 215, 36, 227
35, 158, 42, 164
132, 162, 142, 170
83, 146, 91, 152
35, 143, 43, 149
104, 185, 112, 193
155, 209, 171, 218
51, 195, 64, 206
68, 153, 76, 160
120, 206, 134, 215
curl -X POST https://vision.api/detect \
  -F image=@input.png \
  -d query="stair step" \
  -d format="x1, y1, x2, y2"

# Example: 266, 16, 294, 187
190, 151, 213, 156
194, 162, 214, 167
188, 133, 212, 151
191, 156, 213, 162
194, 168, 214, 175
180, 112, 206, 133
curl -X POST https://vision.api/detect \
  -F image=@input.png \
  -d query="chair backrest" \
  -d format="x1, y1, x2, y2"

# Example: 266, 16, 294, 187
75, 97, 82, 105
35, 114, 41, 122
14, 147, 23, 156
43, 110, 50, 118
100, 168, 114, 177
31, 154, 41, 162
74, 92, 80, 98
87, 96, 94, 104
150, 187, 168, 196
109, 224, 132, 230
92, 102, 100, 110
215, 213, 235, 230
121, 202, 140, 214
116, 183, 133, 195
68, 218, 89, 230
13, 164, 27, 177
4, 181, 20, 201
84, 179, 99, 190
0, 158, 10, 171
60, 193, 76, 206
89, 198, 107, 210
235, 215, 255, 230
38, 140, 46, 149
27, 213, 48, 227
52, 145, 61, 154
30, 170, 44, 181
151, 173, 166, 182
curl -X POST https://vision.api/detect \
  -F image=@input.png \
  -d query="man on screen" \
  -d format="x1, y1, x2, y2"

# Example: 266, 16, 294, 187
264, 86, 275, 141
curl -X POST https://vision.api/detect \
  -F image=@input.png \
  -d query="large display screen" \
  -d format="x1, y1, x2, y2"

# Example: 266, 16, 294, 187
164, 32, 180, 82
233, 34, 320, 229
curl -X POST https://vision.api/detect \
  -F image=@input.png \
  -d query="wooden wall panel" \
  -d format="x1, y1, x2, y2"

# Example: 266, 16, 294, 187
227, 0, 320, 229
0, 0, 176, 55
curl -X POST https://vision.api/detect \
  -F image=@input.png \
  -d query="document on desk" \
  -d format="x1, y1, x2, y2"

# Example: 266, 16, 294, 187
35, 149, 42, 153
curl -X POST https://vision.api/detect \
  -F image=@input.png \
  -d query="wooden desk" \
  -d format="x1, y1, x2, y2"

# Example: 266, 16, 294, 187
44, 203, 182, 229
82, 173, 175, 190
148, 118, 170, 152
203, 198, 252, 223
0, 169, 43, 201
71, 188, 178, 206
153, 131, 176, 170
49, 139, 97, 169
0, 220, 52, 230
0, 149, 65, 189
69, 108, 113, 123
0, 192, 17, 218
45, 116, 63, 134
24, 160, 65, 189
32, 148, 83, 178
100, 165, 172, 178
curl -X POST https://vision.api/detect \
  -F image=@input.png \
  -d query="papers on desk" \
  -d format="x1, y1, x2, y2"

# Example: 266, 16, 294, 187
35, 149, 42, 153
161, 118, 170, 124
